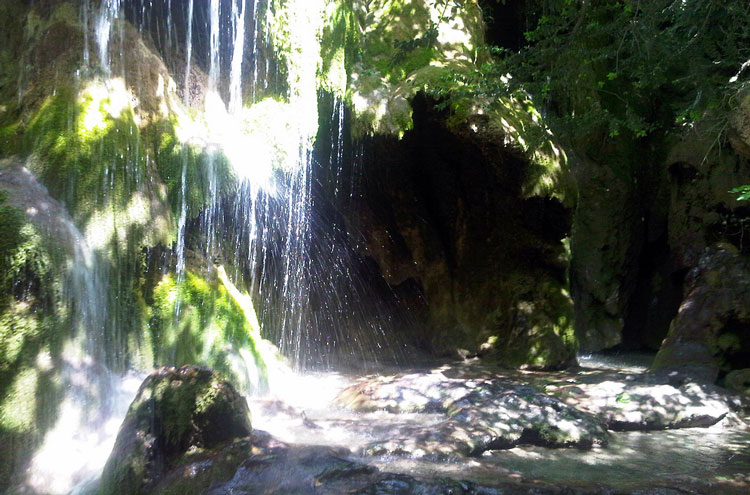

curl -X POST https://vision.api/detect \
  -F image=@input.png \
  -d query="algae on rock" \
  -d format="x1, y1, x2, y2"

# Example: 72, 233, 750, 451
99, 366, 252, 495
148, 266, 282, 395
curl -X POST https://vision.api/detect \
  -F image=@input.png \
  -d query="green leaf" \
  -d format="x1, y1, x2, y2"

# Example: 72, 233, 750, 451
730, 186, 750, 201
615, 392, 631, 404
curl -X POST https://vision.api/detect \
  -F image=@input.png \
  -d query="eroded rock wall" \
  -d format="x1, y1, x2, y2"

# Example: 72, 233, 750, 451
325, 95, 576, 368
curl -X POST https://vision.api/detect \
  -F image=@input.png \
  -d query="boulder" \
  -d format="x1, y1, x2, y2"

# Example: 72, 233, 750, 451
652, 245, 750, 382
728, 88, 750, 160
338, 366, 608, 458
725, 369, 750, 394
99, 366, 252, 495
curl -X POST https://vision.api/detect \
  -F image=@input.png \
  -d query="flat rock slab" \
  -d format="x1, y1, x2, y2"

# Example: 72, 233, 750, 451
338, 367, 609, 458
542, 370, 744, 430
337, 362, 748, 459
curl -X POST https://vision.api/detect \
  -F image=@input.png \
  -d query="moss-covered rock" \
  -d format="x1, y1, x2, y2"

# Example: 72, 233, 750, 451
724, 369, 750, 394
147, 265, 281, 394
99, 365, 252, 495
0, 160, 68, 492
652, 244, 750, 382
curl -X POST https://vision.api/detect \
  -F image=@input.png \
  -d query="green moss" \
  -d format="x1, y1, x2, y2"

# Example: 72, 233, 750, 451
0, 122, 21, 156
319, 2, 359, 97
0, 191, 24, 278
483, 280, 576, 369
0, 217, 64, 386
152, 439, 251, 495
1, 368, 39, 433
149, 269, 272, 394
153, 118, 235, 220
101, 367, 251, 495
0, 194, 66, 492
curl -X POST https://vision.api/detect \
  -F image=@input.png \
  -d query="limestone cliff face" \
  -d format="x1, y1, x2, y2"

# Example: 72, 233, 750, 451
649, 92, 750, 381
318, 94, 576, 367
309, 0, 578, 367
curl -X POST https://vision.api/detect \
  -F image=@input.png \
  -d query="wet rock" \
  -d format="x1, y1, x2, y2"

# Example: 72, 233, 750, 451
99, 366, 252, 495
652, 245, 750, 382
728, 88, 750, 159
725, 369, 750, 394
200, 439, 571, 495
550, 374, 734, 430
340, 366, 608, 458
350, 474, 505, 495
197, 433, 750, 495
205, 444, 369, 495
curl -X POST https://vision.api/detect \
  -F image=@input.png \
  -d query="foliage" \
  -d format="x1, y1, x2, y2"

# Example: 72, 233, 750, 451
481, 0, 750, 146
731, 185, 750, 202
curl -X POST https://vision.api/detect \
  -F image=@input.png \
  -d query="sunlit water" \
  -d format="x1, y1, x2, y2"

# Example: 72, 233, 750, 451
578, 351, 655, 372
247, 356, 750, 490
21, 372, 144, 495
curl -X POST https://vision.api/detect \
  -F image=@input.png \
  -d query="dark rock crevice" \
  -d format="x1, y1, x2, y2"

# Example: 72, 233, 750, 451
313, 93, 575, 366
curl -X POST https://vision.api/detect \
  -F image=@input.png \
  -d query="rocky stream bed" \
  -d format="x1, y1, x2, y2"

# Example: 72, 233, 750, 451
82, 358, 750, 495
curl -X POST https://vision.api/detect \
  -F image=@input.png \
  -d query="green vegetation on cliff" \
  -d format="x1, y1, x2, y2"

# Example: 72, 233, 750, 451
494, 0, 750, 146
0, 189, 66, 490
149, 268, 278, 394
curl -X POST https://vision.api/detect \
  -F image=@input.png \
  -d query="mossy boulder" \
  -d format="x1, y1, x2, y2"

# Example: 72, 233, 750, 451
724, 369, 750, 394
146, 266, 281, 395
99, 366, 252, 495
652, 244, 750, 382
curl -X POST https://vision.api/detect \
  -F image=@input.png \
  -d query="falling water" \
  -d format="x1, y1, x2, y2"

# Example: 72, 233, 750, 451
184, 0, 194, 104
200, 0, 224, 259
229, 0, 248, 115
330, 97, 347, 199
0, 164, 143, 495
95, 0, 122, 73
250, 0, 262, 101
81, 0, 90, 67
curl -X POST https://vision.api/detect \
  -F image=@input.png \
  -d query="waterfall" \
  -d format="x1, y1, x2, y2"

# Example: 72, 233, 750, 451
95, 0, 122, 73
229, 0, 248, 115
2, 165, 143, 495
175, 0, 195, 290
81, 0, 90, 67
184, 0, 195, 106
